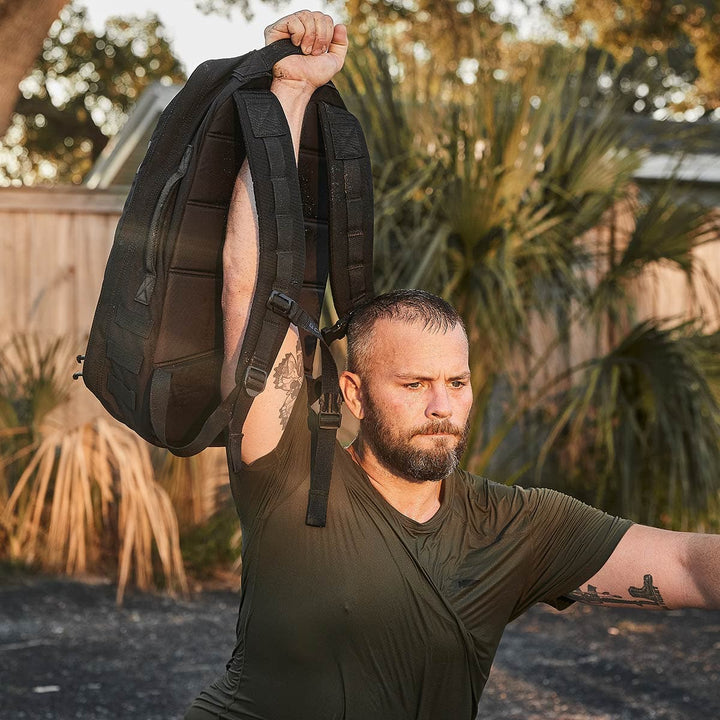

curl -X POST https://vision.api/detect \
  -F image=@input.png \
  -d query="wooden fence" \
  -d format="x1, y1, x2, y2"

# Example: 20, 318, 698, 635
1, 185, 719, 427
0, 186, 124, 340
0, 186, 125, 423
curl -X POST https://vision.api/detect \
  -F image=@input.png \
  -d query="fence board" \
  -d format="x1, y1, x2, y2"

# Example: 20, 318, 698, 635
0, 187, 125, 425
0, 188, 124, 341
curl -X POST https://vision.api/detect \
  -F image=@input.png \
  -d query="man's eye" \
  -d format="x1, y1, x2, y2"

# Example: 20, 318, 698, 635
405, 382, 422, 389
450, 380, 467, 388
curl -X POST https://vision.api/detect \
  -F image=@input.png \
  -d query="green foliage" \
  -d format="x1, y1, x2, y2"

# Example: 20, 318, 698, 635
340, 37, 720, 528
0, 334, 70, 435
180, 499, 241, 578
0, 334, 71, 500
341, 42, 644, 376
555, 0, 720, 114
0, 1, 185, 185
537, 320, 720, 530
194, 0, 254, 19
346, 0, 719, 118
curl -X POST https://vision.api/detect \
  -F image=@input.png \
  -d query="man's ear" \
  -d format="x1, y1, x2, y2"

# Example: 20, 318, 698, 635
339, 370, 364, 420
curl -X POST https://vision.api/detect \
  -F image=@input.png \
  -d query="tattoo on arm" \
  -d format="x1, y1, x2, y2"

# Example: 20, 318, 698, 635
272, 339, 303, 430
567, 574, 668, 610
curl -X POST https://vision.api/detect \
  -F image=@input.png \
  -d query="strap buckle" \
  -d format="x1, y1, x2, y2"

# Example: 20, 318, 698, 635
268, 290, 320, 335
267, 289, 294, 317
243, 364, 267, 397
321, 316, 349, 344
318, 392, 342, 429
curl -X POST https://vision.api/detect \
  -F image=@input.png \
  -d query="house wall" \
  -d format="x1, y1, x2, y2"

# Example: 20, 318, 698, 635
526, 199, 720, 397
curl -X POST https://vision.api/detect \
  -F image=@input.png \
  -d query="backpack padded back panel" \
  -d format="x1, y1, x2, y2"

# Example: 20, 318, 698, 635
83, 46, 355, 451
150, 90, 242, 445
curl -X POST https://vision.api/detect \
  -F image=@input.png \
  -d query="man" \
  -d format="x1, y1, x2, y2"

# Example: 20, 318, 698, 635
185, 11, 720, 720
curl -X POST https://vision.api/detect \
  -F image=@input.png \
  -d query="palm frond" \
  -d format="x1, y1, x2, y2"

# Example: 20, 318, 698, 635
1, 418, 188, 603
536, 320, 720, 528
0, 334, 71, 432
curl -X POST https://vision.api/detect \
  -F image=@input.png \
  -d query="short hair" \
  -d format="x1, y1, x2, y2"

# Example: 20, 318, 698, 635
345, 289, 467, 375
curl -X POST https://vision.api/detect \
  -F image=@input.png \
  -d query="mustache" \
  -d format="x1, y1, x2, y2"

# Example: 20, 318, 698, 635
410, 420, 465, 437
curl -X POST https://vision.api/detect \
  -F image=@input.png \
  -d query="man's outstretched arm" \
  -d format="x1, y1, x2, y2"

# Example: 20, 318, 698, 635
221, 11, 348, 464
569, 524, 720, 610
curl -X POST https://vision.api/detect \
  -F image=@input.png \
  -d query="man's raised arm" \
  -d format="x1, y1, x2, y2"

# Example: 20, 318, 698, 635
221, 11, 348, 464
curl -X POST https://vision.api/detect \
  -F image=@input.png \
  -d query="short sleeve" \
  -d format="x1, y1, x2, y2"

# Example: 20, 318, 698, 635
512, 487, 633, 617
228, 381, 312, 532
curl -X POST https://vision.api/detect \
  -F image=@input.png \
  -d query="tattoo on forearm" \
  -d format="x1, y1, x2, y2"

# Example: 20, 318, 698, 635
567, 574, 668, 610
272, 340, 303, 430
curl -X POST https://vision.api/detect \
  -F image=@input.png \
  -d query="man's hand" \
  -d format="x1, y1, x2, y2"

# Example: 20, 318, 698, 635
264, 10, 348, 92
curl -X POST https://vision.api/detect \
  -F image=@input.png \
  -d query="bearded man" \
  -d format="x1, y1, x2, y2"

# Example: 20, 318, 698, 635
184, 10, 720, 720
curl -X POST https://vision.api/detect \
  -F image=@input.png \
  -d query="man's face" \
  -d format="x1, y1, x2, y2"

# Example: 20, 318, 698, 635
355, 319, 473, 483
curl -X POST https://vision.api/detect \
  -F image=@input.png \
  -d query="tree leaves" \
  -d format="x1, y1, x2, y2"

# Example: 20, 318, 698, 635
340, 35, 720, 528
0, 1, 185, 185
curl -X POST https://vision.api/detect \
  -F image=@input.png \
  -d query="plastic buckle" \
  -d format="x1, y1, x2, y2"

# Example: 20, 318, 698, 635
318, 411, 342, 429
321, 316, 349, 344
267, 290, 294, 317
318, 393, 342, 429
243, 365, 268, 397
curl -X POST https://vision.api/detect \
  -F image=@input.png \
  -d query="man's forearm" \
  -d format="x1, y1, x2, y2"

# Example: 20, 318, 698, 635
271, 78, 315, 159
684, 533, 720, 609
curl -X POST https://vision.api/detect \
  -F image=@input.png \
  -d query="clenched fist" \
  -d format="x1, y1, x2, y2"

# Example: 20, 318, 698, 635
265, 10, 348, 91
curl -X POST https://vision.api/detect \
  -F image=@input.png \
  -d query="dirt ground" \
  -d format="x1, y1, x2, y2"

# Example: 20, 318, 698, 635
1, 575, 718, 720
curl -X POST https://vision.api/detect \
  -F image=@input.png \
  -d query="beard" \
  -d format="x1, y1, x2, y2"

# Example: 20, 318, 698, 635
359, 393, 469, 483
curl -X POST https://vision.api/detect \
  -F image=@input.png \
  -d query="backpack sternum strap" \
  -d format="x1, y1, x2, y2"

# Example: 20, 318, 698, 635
263, 289, 342, 528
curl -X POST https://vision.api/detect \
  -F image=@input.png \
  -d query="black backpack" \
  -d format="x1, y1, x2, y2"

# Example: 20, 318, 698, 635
78, 39, 374, 526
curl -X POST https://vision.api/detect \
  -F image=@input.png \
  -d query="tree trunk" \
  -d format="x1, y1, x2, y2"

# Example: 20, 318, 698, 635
0, 0, 67, 136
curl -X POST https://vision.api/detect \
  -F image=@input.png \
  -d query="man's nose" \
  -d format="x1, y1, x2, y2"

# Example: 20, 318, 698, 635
426, 385, 452, 419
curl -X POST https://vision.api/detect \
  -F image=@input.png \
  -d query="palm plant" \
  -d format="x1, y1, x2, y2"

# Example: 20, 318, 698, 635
1, 417, 188, 602
0, 334, 71, 506
0, 333, 190, 601
535, 319, 720, 529
338, 39, 720, 527
531, 193, 720, 529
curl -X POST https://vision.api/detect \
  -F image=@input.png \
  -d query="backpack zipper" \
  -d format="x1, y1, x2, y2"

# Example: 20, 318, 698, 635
135, 145, 193, 305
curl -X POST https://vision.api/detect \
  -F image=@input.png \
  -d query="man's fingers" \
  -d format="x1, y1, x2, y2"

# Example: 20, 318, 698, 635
313, 14, 334, 55
265, 12, 309, 47
265, 10, 336, 55
328, 23, 348, 64
297, 10, 318, 54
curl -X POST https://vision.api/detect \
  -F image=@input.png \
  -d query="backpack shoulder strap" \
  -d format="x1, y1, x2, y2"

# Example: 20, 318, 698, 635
301, 90, 375, 527
318, 97, 375, 324
224, 85, 308, 470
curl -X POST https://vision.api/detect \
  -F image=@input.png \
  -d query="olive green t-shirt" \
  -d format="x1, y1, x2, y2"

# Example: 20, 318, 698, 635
194, 386, 632, 720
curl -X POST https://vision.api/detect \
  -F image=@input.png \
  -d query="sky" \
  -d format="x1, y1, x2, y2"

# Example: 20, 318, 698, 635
85, 0, 338, 76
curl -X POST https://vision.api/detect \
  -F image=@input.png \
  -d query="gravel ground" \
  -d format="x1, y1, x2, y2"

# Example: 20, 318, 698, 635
0, 576, 718, 720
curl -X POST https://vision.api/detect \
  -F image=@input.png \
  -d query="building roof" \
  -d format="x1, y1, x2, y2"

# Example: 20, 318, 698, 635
84, 82, 181, 189
85, 82, 720, 189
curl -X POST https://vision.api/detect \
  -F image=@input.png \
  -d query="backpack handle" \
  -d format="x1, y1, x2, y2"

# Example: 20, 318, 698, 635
232, 38, 305, 86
